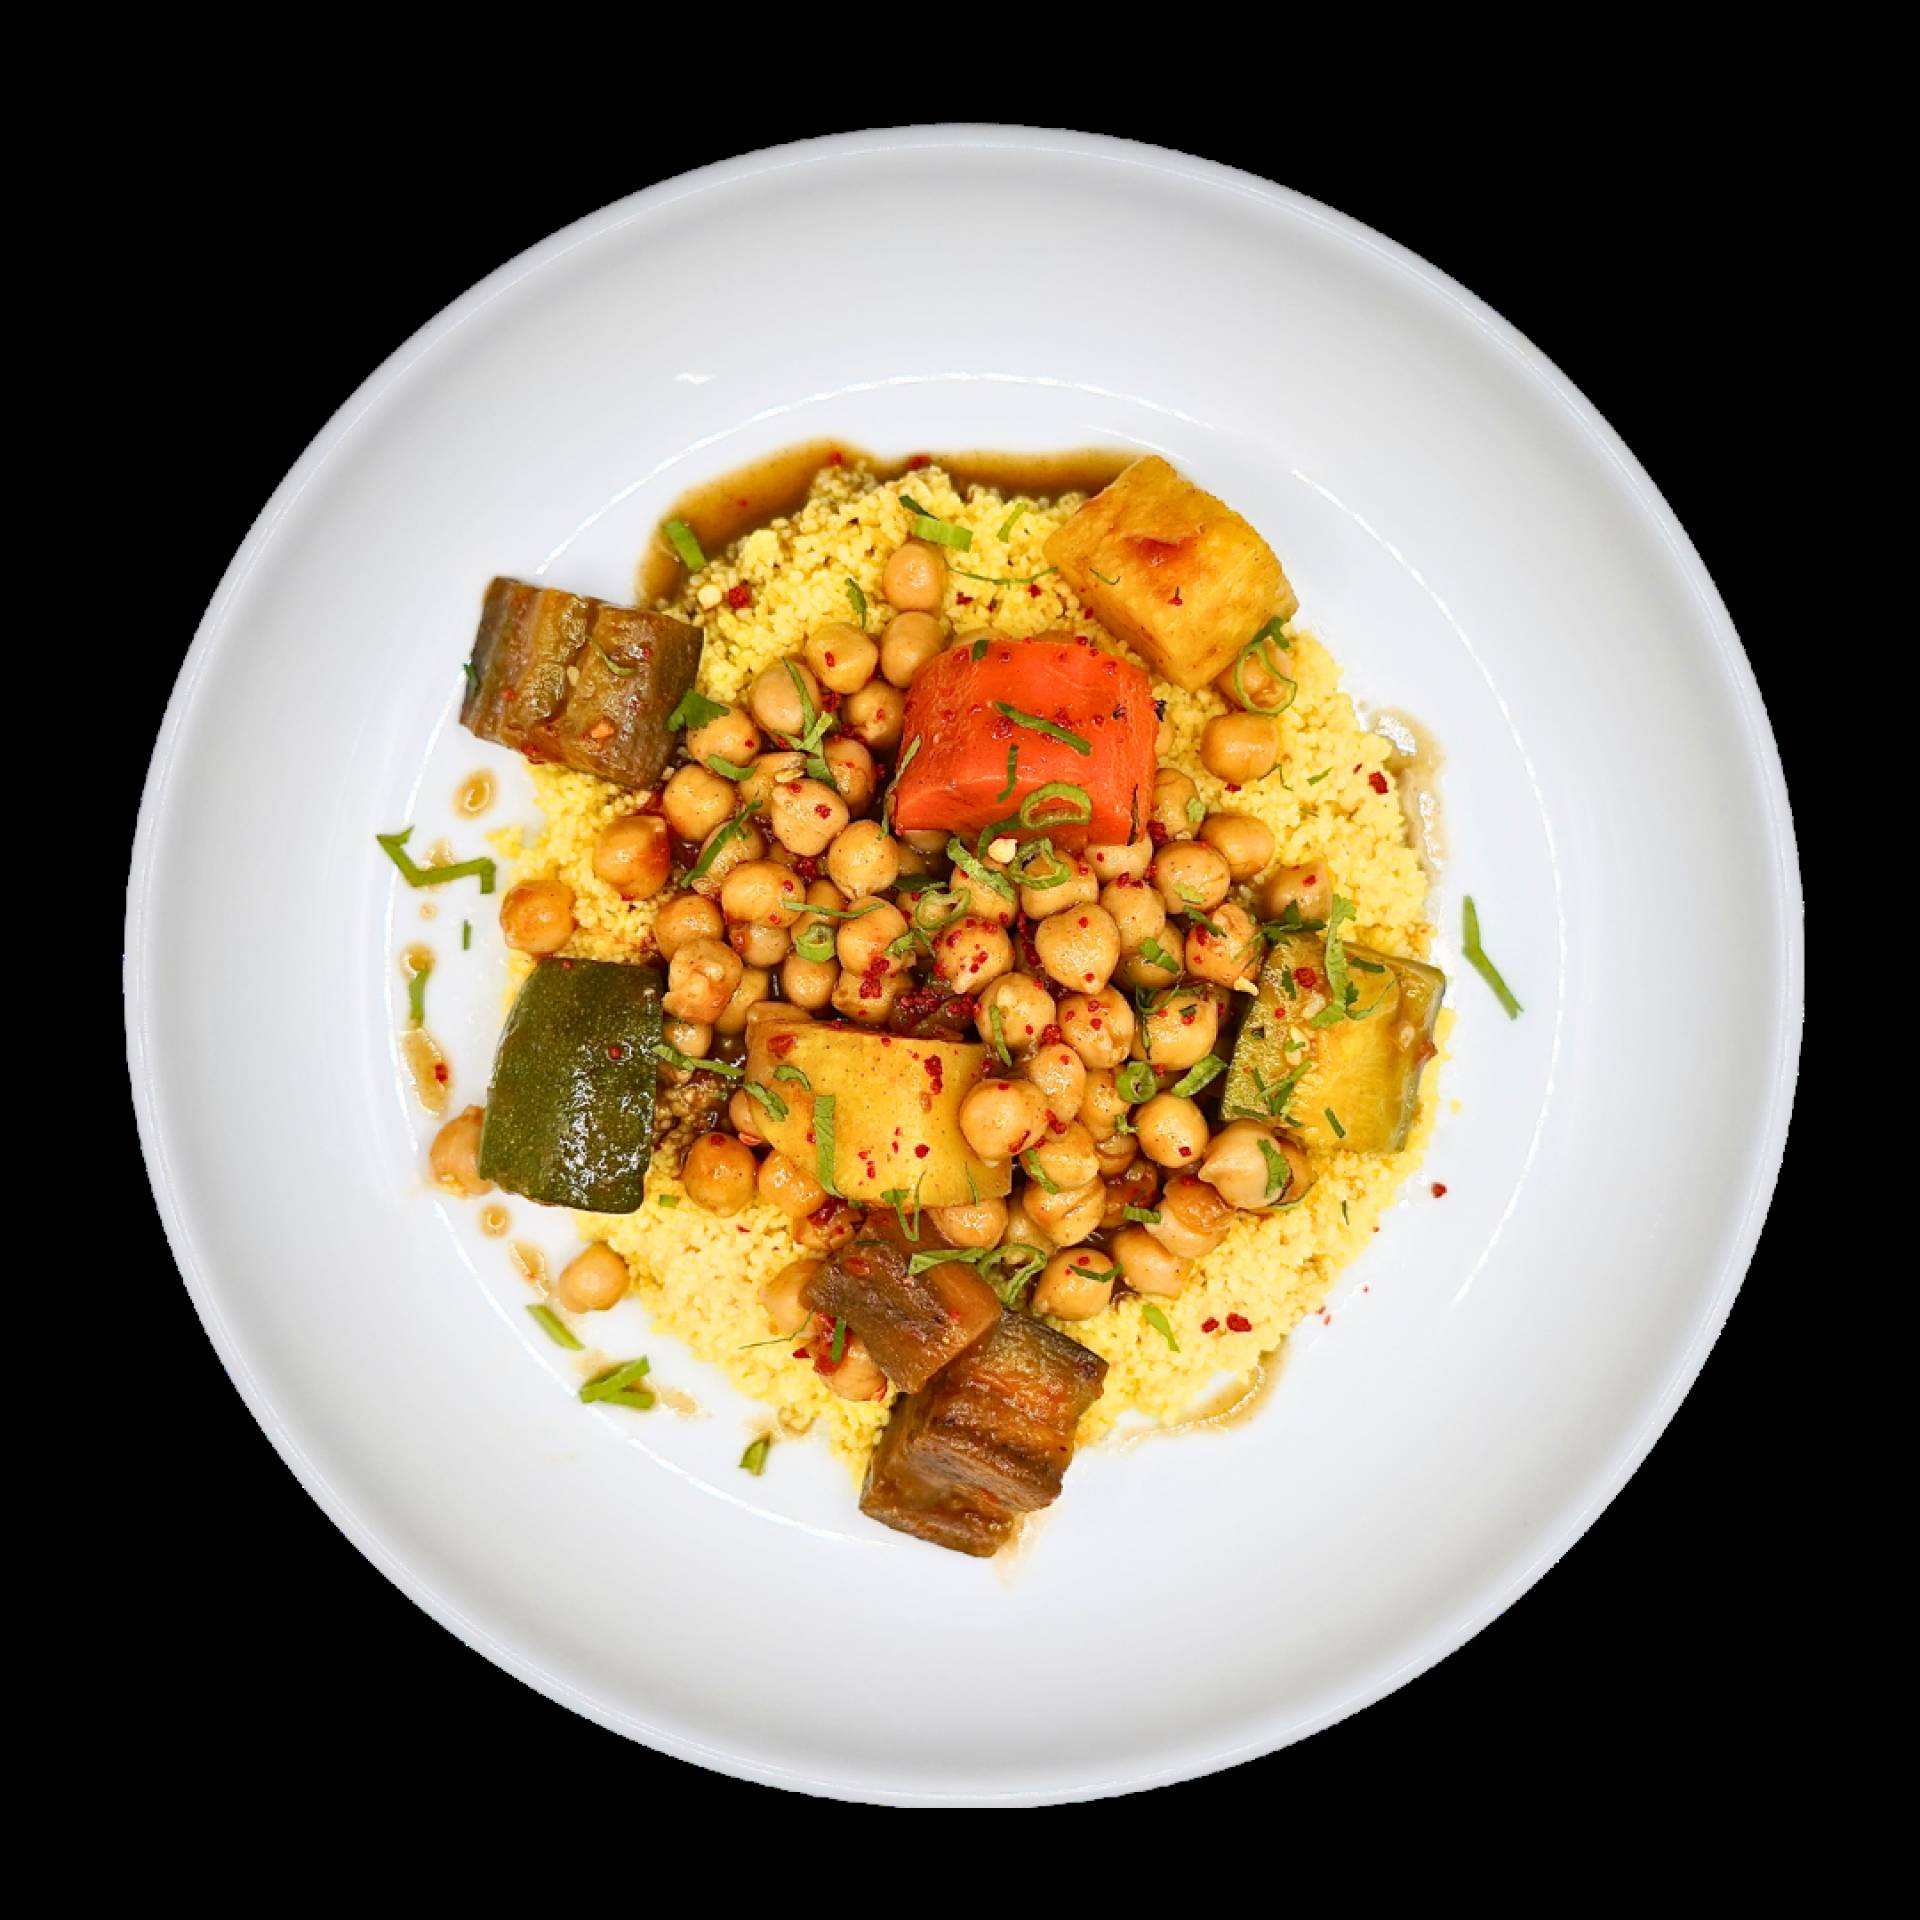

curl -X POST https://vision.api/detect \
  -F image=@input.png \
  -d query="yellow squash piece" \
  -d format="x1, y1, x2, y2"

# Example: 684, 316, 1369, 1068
743, 1022, 1012, 1208
1044, 456, 1297, 690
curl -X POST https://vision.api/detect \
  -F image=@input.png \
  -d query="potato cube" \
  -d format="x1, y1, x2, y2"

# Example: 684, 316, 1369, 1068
1044, 456, 1297, 690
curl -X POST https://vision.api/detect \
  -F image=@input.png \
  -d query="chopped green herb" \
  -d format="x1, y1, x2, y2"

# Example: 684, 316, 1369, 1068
652, 1040, 741, 1077
988, 1003, 1011, 1067
1256, 1138, 1293, 1203
1462, 896, 1523, 1019
1229, 620, 1297, 715
970, 636, 990, 662
664, 518, 706, 569
846, 578, 867, 623
1019, 1149, 1061, 1195
1322, 895, 1356, 1017
829, 1315, 848, 1364
994, 742, 1019, 803
461, 919, 472, 951
1141, 1303, 1179, 1351
1324, 1106, 1347, 1140
1009, 838, 1071, 891
657, 1193, 680, 1209
992, 702, 1091, 757
704, 754, 756, 781
1139, 935, 1182, 974
1089, 566, 1119, 586
772, 1063, 812, 1089
594, 640, 638, 677
814, 1094, 840, 1195
1122, 1205, 1161, 1225
527, 1305, 582, 1350
375, 827, 497, 895
951, 565, 1058, 587
406, 954, 432, 1029
687, 801, 763, 882
1184, 794, 1205, 828
462, 659, 480, 694
740, 1434, 772, 1476
743, 1080, 789, 1123
1340, 1200, 1350, 1225
1169, 1053, 1226, 1098
1306, 768, 1331, 785
579, 1356, 654, 1410
667, 688, 729, 732
996, 503, 1028, 542
947, 836, 1016, 903
913, 514, 973, 550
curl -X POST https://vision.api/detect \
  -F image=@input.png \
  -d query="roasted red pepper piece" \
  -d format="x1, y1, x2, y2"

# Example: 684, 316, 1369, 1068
890, 634, 1156, 849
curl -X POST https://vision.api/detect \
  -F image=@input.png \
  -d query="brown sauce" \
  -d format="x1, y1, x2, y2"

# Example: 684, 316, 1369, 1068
400, 942, 434, 983
637, 442, 1130, 606
401, 1029, 449, 1116
478, 1204, 511, 1238
457, 769, 496, 816
1109, 1340, 1292, 1453
1368, 706, 1447, 878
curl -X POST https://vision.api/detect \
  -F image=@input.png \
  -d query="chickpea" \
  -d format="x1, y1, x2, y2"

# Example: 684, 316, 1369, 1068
840, 680, 906, 752
1255, 862, 1334, 925
947, 854, 1016, 926
973, 973, 1055, 1056
1135, 987, 1222, 1070
1110, 1224, 1190, 1298
758, 1150, 828, 1219
738, 748, 808, 811
1215, 637, 1295, 712
747, 658, 821, 738
592, 814, 671, 899
1100, 1156, 1161, 1230
1020, 854, 1098, 922
728, 1087, 767, 1142
882, 538, 947, 612
835, 898, 910, 975
1026, 1122, 1100, 1191
1185, 902, 1263, 988
900, 828, 949, 858
662, 938, 742, 1023
1024, 1176, 1104, 1247
818, 1327, 888, 1401
932, 915, 1013, 991
880, 610, 945, 686
894, 838, 935, 882
688, 819, 765, 900
960, 1077, 1052, 1159
660, 1017, 712, 1060
685, 704, 762, 769
1199, 1120, 1308, 1210
1026, 1042, 1087, 1129
713, 964, 770, 1035
1200, 711, 1282, 785
1151, 841, 1232, 915
745, 999, 809, 1037
721, 858, 806, 930
731, 920, 789, 967
1136, 1093, 1211, 1169
681, 1131, 757, 1214
1095, 1129, 1141, 1177
500, 877, 574, 955
831, 966, 903, 1025
780, 952, 839, 1010
1146, 1174, 1233, 1260
1198, 811, 1275, 883
928, 1198, 1008, 1248
1151, 765, 1200, 839
653, 891, 723, 957
1057, 987, 1134, 1070
1032, 1247, 1116, 1320
1035, 904, 1121, 993
556, 1242, 628, 1313
760, 1258, 823, 1337
428, 1106, 491, 1196
826, 819, 900, 897
767, 776, 850, 858
1000, 1190, 1052, 1255
803, 623, 878, 695
822, 736, 879, 815
1087, 838, 1153, 884
1078, 1068, 1129, 1143
791, 1198, 862, 1253
662, 765, 737, 843
1102, 877, 1170, 955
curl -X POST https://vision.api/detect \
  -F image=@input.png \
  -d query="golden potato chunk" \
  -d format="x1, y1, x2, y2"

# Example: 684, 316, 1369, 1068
1044, 456, 1297, 691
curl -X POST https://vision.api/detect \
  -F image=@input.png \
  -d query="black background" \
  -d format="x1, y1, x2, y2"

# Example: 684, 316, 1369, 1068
121, 113, 1810, 1814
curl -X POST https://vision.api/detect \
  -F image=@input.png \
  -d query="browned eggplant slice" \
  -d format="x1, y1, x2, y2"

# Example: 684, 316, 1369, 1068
860, 1314, 1108, 1555
805, 1232, 1001, 1393
461, 577, 703, 792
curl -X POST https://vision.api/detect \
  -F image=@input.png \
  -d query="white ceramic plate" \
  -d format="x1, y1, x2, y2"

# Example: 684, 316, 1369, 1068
127, 129, 1799, 1804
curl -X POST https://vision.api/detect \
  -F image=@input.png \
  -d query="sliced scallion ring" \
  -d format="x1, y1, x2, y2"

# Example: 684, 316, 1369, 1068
1018, 782, 1092, 830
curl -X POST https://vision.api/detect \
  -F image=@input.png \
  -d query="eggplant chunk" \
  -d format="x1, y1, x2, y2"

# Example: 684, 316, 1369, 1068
462, 577, 703, 791
860, 1314, 1108, 1555
805, 1233, 1001, 1393
1222, 930, 1444, 1154
478, 957, 662, 1211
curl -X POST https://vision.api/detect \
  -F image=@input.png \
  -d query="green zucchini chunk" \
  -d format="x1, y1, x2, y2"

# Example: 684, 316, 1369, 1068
479, 958, 662, 1211
461, 577, 703, 792
1222, 931, 1444, 1154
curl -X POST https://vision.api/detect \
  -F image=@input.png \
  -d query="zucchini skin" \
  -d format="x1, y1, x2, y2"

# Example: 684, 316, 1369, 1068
461, 578, 703, 792
478, 958, 662, 1212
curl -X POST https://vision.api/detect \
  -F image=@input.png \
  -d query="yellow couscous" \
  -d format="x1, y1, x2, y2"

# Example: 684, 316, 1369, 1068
487, 461, 1443, 1470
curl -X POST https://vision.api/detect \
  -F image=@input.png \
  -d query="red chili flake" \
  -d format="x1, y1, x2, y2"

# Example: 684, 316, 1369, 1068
1431, 1182, 1448, 1198
989, 712, 1014, 740
1147, 820, 1170, 847
1168, 588, 1183, 605
432, 1063, 449, 1083
724, 582, 752, 609
1294, 965, 1320, 990
792, 854, 822, 882
1201, 1317, 1220, 1333
1368, 771, 1389, 795
1039, 1024, 1064, 1048
770, 1031, 797, 1058
827, 450, 844, 466
1028, 583, 1042, 598
1226, 1312, 1252, 1333
913, 1143, 930, 1159
819, 688, 842, 711
815, 803, 834, 819
905, 454, 930, 470
955, 593, 974, 606
607, 1044, 623, 1060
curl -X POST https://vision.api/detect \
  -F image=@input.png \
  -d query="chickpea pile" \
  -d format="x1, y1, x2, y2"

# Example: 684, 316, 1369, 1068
439, 518, 1330, 1378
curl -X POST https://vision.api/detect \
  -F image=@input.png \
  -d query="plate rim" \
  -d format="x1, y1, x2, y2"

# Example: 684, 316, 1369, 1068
124, 124, 1803, 1804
